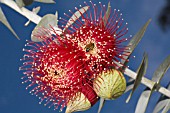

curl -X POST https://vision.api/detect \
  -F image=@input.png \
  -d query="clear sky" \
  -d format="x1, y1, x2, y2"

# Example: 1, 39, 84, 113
0, 0, 170, 113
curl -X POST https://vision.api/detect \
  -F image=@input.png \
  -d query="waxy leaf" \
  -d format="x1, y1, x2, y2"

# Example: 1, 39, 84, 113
159, 83, 170, 101
153, 83, 170, 113
98, 98, 105, 113
135, 88, 154, 113
0, 7, 19, 39
153, 99, 170, 113
16, 0, 54, 8
152, 55, 170, 84
25, 6, 41, 26
126, 53, 148, 103
135, 55, 170, 113
125, 78, 134, 93
162, 101, 170, 113
64, 6, 89, 31
120, 19, 151, 69
34, 0, 55, 3
31, 14, 60, 42
125, 83, 134, 93
55, 11, 58, 19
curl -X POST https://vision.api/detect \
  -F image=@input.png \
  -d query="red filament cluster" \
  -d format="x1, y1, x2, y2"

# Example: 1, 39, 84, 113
20, 1, 129, 111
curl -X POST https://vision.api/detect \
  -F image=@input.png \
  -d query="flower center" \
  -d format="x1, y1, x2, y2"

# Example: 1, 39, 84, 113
85, 43, 94, 52
83, 42, 100, 59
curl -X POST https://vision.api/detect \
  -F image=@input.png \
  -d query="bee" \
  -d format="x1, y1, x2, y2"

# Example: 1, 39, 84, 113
85, 43, 95, 52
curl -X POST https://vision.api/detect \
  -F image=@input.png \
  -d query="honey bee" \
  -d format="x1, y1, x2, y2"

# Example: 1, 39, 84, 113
85, 43, 95, 52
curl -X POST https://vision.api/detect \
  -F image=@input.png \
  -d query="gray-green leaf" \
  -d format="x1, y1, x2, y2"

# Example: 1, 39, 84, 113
63, 6, 89, 31
125, 78, 135, 93
120, 19, 151, 68
153, 83, 170, 113
34, 0, 55, 3
126, 53, 148, 103
25, 6, 40, 26
135, 89, 154, 113
134, 54, 170, 113
98, 98, 105, 113
162, 100, 170, 113
0, 7, 19, 39
153, 99, 170, 113
152, 55, 170, 84
31, 14, 59, 42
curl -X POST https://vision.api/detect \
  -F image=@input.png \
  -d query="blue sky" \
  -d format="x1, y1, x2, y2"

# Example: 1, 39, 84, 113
0, 0, 170, 113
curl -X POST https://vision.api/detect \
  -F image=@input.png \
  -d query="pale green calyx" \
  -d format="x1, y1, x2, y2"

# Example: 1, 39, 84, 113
93, 69, 126, 100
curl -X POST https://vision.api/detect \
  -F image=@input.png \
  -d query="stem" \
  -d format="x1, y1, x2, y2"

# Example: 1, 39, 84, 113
124, 68, 170, 97
1, 0, 170, 98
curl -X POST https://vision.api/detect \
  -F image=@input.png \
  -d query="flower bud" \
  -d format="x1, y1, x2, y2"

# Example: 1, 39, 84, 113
66, 83, 98, 113
93, 69, 126, 100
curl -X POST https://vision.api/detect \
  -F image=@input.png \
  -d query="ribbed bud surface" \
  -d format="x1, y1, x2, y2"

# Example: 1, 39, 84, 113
93, 69, 126, 99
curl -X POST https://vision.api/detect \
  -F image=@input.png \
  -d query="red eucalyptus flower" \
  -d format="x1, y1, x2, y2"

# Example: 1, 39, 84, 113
20, 33, 98, 111
20, 1, 129, 113
60, 1, 129, 100
61, 1, 129, 78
